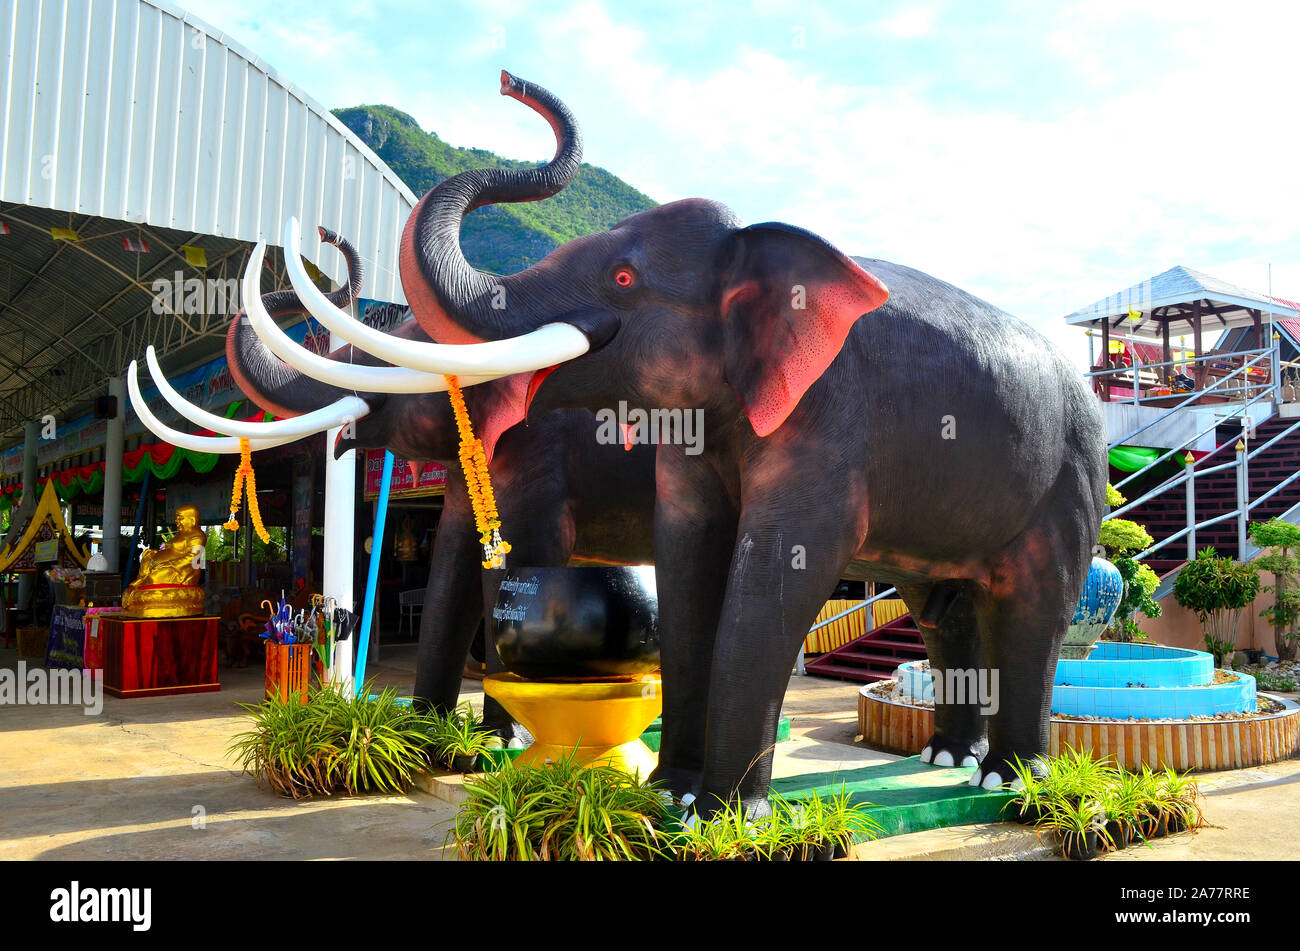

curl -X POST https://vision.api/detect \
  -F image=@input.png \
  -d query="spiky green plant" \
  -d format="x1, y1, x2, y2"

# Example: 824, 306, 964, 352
450, 752, 674, 861
228, 683, 439, 798
424, 702, 496, 769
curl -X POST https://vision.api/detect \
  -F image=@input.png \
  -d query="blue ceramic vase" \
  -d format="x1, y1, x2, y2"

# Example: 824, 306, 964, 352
1062, 557, 1124, 659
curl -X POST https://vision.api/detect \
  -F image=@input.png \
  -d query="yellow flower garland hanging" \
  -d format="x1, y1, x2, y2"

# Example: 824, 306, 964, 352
445, 375, 511, 569
224, 437, 271, 545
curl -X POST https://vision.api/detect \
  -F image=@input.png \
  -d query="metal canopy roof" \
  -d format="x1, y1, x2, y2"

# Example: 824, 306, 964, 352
1062, 265, 1299, 339
0, 0, 417, 447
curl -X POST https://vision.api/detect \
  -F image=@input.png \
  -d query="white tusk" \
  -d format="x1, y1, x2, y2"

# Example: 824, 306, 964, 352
146, 346, 370, 439
243, 241, 492, 393
283, 218, 591, 376
128, 360, 297, 454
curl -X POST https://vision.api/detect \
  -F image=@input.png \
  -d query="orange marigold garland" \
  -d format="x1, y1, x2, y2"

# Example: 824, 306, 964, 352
445, 375, 510, 569
224, 436, 271, 544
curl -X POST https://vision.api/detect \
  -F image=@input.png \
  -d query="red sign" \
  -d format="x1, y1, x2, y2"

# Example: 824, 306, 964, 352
363, 450, 447, 500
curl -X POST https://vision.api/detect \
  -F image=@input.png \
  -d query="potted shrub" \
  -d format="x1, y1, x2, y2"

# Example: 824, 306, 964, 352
1249, 518, 1300, 662
672, 801, 763, 861
1156, 767, 1204, 834
1173, 548, 1262, 666
426, 702, 495, 772
1038, 796, 1112, 860
1101, 770, 1148, 850
228, 684, 440, 799
821, 786, 883, 858
772, 794, 833, 862
1005, 756, 1049, 824
451, 753, 674, 861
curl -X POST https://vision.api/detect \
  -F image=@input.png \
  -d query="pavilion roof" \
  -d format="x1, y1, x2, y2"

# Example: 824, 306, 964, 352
1063, 265, 1299, 339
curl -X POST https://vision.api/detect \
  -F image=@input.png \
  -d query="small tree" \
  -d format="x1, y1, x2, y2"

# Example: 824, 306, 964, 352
1173, 547, 1262, 666
1249, 518, 1300, 662
1099, 485, 1160, 641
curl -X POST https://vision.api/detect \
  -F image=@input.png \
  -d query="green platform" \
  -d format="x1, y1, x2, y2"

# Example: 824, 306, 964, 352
770, 756, 1017, 840
475, 716, 793, 770
638, 715, 792, 752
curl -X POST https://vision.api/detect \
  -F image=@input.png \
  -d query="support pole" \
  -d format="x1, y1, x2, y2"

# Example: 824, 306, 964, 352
1236, 439, 1248, 559
102, 378, 125, 573
16, 421, 37, 610
324, 325, 356, 690
1184, 452, 1197, 562
354, 451, 394, 695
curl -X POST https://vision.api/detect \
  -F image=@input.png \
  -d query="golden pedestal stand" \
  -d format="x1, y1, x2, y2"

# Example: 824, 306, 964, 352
483, 672, 663, 779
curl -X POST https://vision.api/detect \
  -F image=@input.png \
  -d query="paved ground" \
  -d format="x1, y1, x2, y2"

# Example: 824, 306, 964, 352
1, 643, 1296, 860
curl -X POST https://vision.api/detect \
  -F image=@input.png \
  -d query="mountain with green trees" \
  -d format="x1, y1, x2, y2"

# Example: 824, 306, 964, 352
333, 104, 658, 275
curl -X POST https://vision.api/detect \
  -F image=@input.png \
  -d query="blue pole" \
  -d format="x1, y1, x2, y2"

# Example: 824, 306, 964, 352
353, 451, 394, 695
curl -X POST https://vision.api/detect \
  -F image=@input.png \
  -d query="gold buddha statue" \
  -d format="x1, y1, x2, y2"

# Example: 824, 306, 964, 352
121, 504, 208, 618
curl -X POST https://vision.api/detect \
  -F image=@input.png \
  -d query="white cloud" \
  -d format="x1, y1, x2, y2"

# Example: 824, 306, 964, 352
871, 7, 939, 39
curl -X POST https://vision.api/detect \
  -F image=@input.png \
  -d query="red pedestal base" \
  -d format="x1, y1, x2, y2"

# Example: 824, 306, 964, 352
99, 614, 220, 698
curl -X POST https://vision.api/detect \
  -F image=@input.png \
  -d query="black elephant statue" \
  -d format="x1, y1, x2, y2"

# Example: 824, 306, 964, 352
388, 72, 1109, 813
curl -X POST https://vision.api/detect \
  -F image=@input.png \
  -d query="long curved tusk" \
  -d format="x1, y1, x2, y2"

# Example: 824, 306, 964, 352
283, 218, 591, 375
243, 241, 489, 393
128, 360, 298, 453
146, 347, 370, 439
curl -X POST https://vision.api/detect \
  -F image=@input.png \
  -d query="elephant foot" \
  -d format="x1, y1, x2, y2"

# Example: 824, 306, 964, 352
690, 790, 773, 823
648, 764, 702, 803
919, 732, 988, 769
968, 750, 1041, 791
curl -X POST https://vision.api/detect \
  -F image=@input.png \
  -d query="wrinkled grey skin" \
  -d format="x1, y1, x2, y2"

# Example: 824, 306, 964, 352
400, 74, 1108, 816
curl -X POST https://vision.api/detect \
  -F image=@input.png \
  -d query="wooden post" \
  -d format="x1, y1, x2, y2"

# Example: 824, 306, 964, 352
1100, 319, 1111, 401
1170, 314, 1180, 384
1193, 301, 1205, 390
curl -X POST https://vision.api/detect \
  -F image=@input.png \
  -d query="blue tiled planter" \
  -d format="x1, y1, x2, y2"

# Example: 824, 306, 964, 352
1063, 557, 1124, 660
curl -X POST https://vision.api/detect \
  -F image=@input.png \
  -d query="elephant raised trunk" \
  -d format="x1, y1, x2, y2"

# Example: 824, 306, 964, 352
399, 70, 585, 345
225, 227, 376, 419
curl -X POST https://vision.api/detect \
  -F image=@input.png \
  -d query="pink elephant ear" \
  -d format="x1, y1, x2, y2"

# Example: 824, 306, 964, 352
719, 223, 889, 437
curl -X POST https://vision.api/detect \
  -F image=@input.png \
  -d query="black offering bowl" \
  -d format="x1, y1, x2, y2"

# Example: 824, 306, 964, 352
492, 566, 660, 680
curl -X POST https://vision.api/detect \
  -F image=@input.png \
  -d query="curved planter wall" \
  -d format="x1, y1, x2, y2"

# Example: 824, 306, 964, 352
858, 687, 1300, 771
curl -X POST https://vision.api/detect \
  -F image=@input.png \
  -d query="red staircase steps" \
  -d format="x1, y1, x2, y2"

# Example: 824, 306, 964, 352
1122, 416, 1300, 562
804, 614, 927, 683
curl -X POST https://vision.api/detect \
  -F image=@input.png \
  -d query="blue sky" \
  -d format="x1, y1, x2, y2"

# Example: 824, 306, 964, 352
182, 0, 1298, 361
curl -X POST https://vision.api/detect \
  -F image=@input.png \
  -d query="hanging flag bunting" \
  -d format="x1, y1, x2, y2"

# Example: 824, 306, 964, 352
180, 244, 207, 268
122, 236, 150, 253
301, 258, 325, 285
0, 222, 10, 235
51, 227, 79, 242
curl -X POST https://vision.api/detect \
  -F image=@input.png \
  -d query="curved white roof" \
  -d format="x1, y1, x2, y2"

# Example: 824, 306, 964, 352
0, 0, 416, 302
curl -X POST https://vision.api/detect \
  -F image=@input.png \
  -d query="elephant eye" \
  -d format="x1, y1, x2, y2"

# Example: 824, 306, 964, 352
612, 265, 637, 288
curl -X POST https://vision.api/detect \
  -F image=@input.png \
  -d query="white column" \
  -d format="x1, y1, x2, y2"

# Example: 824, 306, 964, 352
324, 329, 356, 690
17, 421, 37, 608
102, 378, 125, 573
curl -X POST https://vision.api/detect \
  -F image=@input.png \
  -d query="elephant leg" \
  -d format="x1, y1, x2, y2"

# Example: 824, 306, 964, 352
697, 504, 861, 818
898, 580, 989, 769
648, 450, 738, 802
412, 489, 483, 716
970, 502, 1092, 789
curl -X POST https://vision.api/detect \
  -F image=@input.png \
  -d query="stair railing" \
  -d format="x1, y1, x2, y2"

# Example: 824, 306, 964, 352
797, 585, 899, 675
1090, 348, 1272, 452
1092, 335, 1300, 568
